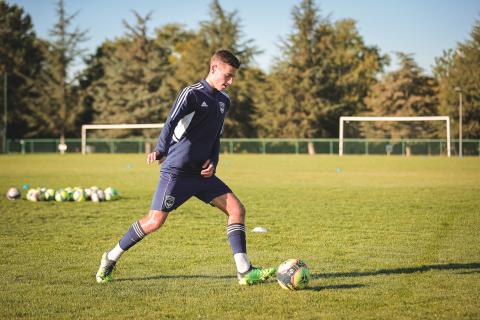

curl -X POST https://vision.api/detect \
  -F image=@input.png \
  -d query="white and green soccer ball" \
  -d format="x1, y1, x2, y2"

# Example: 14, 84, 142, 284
73, 189, 86, 202
84, 188, 92, 200
38, 188, 47, 201
26, 188, 40, 202
44, 188, 55, 201
64, 187, 74, 201
55, 189, 68, 202
104, 187, 119, 201
276, 259, 311, 290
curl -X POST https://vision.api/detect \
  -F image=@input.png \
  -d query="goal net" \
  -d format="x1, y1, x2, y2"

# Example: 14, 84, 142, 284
338, 116, 451, 157
81, 123, 164, 154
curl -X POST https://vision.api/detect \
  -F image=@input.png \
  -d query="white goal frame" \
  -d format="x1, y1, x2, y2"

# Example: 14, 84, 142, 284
338, 116, 451, 157
81, 123, 164, 154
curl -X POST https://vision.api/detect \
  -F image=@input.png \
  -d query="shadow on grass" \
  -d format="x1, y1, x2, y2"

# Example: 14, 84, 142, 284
307, 284, 366, 291
312, 262, 480, 279
115, 274, 236, 282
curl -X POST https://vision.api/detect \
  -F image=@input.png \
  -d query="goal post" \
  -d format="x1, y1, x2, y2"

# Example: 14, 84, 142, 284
81, 123, 164, 154
338, 116, 451, 157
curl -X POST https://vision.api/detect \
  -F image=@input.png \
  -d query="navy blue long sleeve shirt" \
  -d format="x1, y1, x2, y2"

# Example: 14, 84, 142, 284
154, 79, 229, 176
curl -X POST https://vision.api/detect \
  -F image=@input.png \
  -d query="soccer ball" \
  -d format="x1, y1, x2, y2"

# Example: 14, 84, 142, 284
73, 189, 86, 202
64, 187, 74, 201
91, 189, 105, 202
84, 188, 92, 200
104, 187, 119, 201
26, 188, 40, 202
44, 188, 55, 201
6, 187, 21, 200
55, 189, 68, 202
276, 259, 311, 290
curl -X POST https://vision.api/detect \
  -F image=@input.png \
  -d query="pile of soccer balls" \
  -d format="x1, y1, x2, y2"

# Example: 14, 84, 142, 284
6, 186, 119, 203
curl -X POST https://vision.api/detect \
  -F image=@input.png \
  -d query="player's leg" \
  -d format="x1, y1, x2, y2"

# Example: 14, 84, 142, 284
96, 172, 188, 283
210, 191, 247, 264
95, 209, 168, 283
210, 192, 275, 285
210, 192, 249, 269
198, 176, 275, 285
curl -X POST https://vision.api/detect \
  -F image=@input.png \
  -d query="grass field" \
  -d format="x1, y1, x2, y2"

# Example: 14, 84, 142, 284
0, 154, 479, 319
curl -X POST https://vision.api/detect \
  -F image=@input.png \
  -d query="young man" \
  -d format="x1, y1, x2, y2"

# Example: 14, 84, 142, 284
96, 49, 276, 285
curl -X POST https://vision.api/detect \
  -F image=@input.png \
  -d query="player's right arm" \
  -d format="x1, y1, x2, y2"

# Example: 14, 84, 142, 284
148, 87, 196, 165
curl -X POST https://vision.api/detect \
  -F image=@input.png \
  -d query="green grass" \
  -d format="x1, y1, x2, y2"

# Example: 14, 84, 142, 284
0, 154, 479, 319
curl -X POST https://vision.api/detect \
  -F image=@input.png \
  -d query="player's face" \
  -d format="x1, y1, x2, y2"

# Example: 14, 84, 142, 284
211, 62, 237, 91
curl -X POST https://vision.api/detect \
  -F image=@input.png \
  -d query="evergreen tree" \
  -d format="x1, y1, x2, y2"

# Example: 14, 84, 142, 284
0, 2, 45, 140
434, 19, 480, 139
364, 53, 440, 139
87, 11, 172, 138
48, 0, 88, 142
257, 0, 387, 139
260, 0, 325, 138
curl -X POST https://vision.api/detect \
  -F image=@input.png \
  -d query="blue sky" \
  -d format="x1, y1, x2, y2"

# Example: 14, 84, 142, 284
8, 0, 480, 74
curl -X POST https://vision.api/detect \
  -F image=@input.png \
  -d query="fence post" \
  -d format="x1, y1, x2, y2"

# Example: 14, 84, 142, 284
138, 140, 142, 153
402, 141, 405, 156
329, 141, 333, 155
365, 140, 369, 155
262, 140, 266, 154
295, 141, 299, 154
229, 141, 233, 154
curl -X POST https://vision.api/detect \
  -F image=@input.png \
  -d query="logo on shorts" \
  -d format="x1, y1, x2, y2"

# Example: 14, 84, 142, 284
164, 195, 175, 209
219, 102, 225, 114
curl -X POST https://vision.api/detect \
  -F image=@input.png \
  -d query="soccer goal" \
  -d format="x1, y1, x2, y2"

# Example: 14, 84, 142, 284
81, 123, 164, 154
338, 116, 451, 157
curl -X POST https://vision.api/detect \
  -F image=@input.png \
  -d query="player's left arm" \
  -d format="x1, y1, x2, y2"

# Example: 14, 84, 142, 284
202, 114, 226, 177
201, 134, 220, 178
202, 97, 229, 177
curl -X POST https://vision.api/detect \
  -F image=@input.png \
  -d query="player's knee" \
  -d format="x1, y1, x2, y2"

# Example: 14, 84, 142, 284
149, 219, 163, 232
229, 202, 246, 219
141, 210, 168, 233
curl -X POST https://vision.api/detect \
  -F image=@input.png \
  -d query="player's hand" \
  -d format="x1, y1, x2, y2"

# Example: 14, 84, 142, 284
147, 151, 165, 165
201, 159, 215, 177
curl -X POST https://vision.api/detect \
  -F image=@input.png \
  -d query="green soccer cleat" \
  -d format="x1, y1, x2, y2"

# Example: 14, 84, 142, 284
96, 252, 116, 284
237, 265, 276, 285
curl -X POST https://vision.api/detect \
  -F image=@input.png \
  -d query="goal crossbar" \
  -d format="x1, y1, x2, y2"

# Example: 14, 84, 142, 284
81, 123, 164, 154
339, 116, 451, 157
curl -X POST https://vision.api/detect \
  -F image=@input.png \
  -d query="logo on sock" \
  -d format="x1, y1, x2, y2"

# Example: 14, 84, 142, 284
164, 195, 175, 209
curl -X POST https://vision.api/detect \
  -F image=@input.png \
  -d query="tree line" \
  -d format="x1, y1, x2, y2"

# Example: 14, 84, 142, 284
1, 0, 479, 143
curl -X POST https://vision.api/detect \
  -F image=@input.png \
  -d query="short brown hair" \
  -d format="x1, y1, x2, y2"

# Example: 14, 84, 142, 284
211, 49, 241, 69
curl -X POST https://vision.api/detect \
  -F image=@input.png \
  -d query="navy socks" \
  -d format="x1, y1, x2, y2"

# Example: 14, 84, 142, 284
119, 221, 147, 251
227, 223, 246, 254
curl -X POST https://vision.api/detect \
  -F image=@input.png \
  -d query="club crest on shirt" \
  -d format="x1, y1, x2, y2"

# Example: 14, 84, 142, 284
164, 195, 175, 209
219, 102, 225, 114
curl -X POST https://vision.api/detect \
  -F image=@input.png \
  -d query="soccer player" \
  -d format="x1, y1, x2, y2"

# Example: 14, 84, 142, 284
96, 49, 276, 285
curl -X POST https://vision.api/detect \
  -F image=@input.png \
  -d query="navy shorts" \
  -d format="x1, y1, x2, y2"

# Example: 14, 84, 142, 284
150, 172, 232, 212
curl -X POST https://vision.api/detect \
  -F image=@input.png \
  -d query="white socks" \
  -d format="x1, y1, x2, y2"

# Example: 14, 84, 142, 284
234, 253, 251, 273
107, 243, 125, 262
